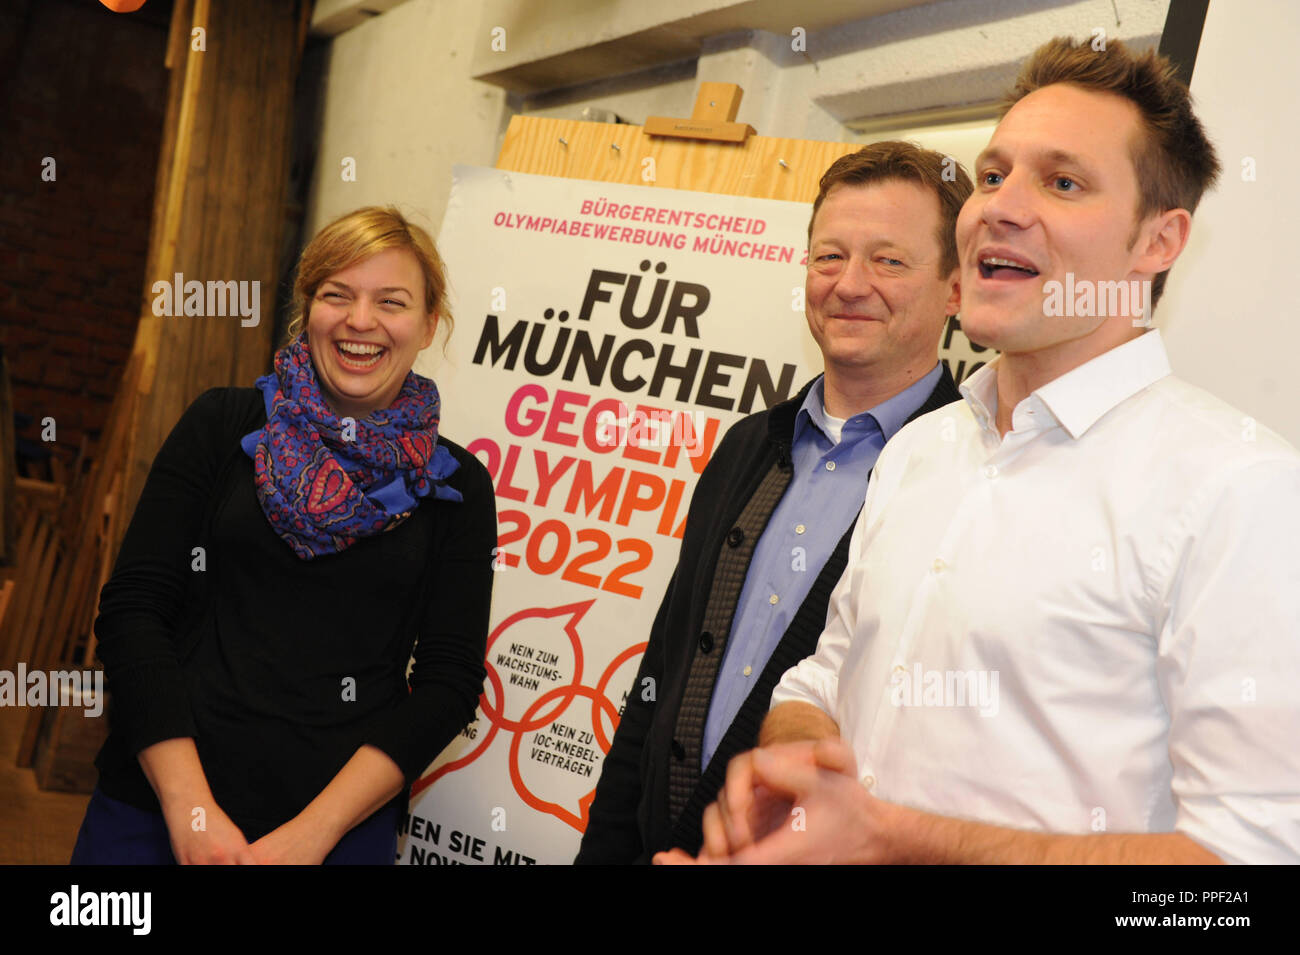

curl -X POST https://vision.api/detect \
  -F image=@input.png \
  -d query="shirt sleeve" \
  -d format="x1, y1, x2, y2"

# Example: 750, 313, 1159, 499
1158, 456, 1300, 863
363, 447, 496, 785
93, 387, 233, 754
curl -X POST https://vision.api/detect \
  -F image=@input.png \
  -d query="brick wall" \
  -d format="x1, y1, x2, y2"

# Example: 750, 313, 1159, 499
0, 0, 169, 477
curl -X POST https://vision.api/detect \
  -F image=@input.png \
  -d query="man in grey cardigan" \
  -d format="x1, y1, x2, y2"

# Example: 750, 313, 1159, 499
577, 141, 971, 863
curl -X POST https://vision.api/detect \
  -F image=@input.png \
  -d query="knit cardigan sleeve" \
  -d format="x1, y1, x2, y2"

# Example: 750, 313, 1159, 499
94, 387, 243, 754
361, 441, 496, 784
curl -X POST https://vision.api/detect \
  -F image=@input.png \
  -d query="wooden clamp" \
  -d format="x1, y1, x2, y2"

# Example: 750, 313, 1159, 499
644, 82, 755, 144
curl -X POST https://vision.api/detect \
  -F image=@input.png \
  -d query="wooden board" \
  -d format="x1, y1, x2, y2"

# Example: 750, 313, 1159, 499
119, 0, 298, 547
0, 349, 14, 565
32, 699, 107, 793
495, 114, 861, 204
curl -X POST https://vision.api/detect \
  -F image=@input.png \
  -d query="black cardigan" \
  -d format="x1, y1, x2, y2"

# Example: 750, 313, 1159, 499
92, 386, 496, 841
576, 368, 960, 863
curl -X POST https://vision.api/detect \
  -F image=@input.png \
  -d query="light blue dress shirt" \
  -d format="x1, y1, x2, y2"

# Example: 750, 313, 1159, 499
700, 363, 943, 767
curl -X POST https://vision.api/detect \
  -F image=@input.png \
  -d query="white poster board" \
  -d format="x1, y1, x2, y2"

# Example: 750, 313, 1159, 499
404, 165, 819, 864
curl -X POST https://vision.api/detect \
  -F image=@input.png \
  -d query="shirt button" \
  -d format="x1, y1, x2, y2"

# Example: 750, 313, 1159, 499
768, 593, 779, 605
892, 664, 906, 675
795, 524, 806, 535
982, 464, 998, 479
932, 558, 946, 573
825, 461, 836, 471
699, 631, 714, 653
863, 775, 876, 790
727, 527, 745, 547
743, 665, 753, 677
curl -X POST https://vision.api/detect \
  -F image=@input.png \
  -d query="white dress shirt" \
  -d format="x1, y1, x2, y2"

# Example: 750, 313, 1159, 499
772, 330, 1300, 863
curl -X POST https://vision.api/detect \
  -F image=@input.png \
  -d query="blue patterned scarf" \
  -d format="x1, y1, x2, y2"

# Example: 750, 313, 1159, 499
239, 336, 462, 560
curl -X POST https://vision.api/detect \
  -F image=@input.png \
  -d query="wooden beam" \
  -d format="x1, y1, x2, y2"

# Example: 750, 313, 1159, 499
0, 348, 14, 565
118, 0, 305, 547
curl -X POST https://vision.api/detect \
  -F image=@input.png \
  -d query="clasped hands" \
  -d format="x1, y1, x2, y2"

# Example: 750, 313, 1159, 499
653, 737, 899, 865
162, 799, 337, 865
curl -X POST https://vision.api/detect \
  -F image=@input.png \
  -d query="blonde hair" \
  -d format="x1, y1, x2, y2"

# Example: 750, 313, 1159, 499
284, 206, 453, 346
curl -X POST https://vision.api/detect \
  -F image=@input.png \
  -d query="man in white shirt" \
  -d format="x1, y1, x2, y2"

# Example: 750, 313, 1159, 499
659, 36, 1300, 865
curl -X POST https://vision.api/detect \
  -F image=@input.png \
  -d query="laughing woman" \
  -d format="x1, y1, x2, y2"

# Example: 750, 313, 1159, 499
71, 207, 495, 864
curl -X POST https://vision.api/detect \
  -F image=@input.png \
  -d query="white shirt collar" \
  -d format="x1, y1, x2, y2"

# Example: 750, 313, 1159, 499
959, 330, 1173, 440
